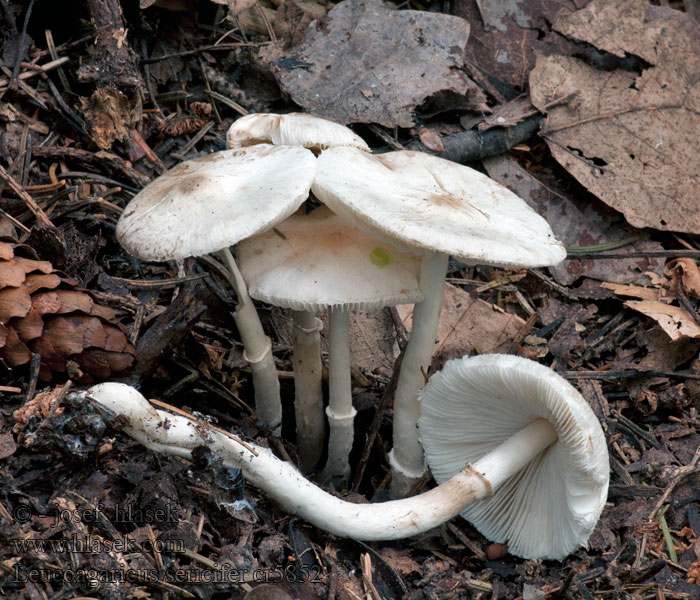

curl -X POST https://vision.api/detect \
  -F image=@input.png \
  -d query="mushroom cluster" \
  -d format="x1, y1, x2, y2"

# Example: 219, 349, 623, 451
112, 113, 607, 559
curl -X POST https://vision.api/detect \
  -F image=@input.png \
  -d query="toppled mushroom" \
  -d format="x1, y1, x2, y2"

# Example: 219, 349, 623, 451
86, 352, 608, 559
237, 206, 422, 478
312, 147, 566, 496
116, 145, 317, 434
226, 113, 370, 154
419, 354, 609, 559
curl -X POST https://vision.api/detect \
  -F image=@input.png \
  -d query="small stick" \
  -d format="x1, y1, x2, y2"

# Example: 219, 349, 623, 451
0, 164, 54, 228
567, 249, 700, 260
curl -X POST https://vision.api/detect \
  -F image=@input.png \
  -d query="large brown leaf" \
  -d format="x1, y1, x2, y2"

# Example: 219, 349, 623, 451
274, 0, 483, 127
530, 0, 700, 233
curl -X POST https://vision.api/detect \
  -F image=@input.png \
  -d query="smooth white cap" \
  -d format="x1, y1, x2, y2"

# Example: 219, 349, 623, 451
237, 206, 423, 311
419, 354, 609, 560
312, 147, 566, 268
116, 144, 317, 260
226, 113, 370, 153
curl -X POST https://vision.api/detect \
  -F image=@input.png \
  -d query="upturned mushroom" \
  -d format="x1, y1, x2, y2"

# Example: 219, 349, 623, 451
237, 206, 423, 477
86, 352, 608, 560
312, 147, 566, 496
419, 354, 609, 559
116, 144, 317, 434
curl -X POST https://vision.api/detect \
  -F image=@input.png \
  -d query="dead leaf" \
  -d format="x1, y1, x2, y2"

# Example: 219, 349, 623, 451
600, 282, 661, 301
530, 1, 700, 233
478, 94, 538, 131
396, 283, 525, 365
667, 259, 700, 299
417, 126, 444, 153
625, 301, 700, 341
274, 0, 483, 127
482, 155, 664, 285
453, 0, 588, 93
636, 326, 700, 371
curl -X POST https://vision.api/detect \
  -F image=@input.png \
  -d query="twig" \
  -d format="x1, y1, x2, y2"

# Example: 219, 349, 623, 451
108, 274, 208, 288
649, 443, 700, 519
8, 0, 35, 88
0, 56, 69, 89
0, 163, 54, 228
542, 104, 698, 135
407, 115, 541, 164
566, 249, 700, 260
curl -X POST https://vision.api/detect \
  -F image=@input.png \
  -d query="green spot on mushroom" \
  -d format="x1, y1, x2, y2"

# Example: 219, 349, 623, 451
370, 247, 391, 266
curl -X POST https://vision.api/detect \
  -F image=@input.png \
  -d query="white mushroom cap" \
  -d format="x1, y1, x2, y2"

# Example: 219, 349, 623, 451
419, 354, 609, 560
116, 144, 317, 261
237, 206, 424, 311
312, 147, 566, 268
226, 113, 370, 153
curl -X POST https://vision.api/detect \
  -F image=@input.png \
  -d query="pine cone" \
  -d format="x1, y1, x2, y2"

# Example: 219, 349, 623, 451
0, 241, 135, 382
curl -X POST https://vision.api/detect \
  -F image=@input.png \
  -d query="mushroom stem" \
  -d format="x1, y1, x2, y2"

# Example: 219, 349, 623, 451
389, 251, 448, 497
292, 310, 325, 472
87, 383, 558, 541
218, 248, 282, 435
320, 307, 356, 483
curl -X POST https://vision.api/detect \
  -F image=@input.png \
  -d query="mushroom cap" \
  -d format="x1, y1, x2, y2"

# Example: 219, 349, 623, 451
312, 147, 566, 268
226, 113, 370, 153
116, 144, 317, 261
419, 354, 609, 560
237, 206, 424, 311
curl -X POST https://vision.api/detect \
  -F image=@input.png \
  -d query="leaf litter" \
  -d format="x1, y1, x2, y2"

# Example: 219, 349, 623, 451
2, 0, 700, 598
530, 0, 700, 232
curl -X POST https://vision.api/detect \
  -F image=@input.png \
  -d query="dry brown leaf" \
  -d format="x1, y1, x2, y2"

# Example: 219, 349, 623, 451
397, 283, 525, 364
667, 259, 700, 299
454, 0, 587, 92
600, 282, 662, 301
636, 326, 700, 371
530, 0, 700, 233
625, 301, 700, 341
275, 0, 483, 127
482, 155, 663, 285
478, 94, 538, 131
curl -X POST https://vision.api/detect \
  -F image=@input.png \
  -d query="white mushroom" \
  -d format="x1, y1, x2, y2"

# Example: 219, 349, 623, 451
116, 144, 317, 434
226, 113, 370, 154
237, 206, 423, 478
86, 353, 608, 559
419, 354, 609, 559
312, 147, 567, 496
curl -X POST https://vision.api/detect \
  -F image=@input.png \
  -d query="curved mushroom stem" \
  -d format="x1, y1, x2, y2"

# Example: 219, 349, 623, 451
320, 307, 356, 484
218, 248, 282, 435
87, 383, 557, 541
389, 251, 449, 497
292, 310, 325, 472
